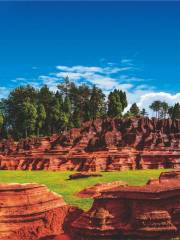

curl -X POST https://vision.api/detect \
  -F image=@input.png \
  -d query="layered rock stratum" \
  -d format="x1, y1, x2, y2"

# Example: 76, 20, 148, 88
0, 117, 179, 171
0, 183, 81, 240
71, 171, 180, 239
0, 170, 179, 239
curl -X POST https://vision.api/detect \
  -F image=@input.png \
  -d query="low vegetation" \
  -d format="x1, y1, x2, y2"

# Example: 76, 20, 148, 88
0, 169, 169, 210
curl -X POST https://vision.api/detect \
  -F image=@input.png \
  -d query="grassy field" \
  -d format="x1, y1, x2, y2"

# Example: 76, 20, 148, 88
0, 169, 169, 210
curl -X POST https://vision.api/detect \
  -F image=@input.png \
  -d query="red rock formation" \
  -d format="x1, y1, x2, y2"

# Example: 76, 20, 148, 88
71, 171, 180, 239
0, 183, 82, 240
68, 172, 102, 180
76, 181, 127, 198
0, 117, 179, 171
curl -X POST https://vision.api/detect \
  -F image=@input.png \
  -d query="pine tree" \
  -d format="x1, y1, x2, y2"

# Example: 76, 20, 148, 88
149, 101, 162, 118
22, 100, 37, 138
172, 103, 180, 119
160, 101, 169, 118
0, 113, 4, 137
38, 85, 54, 135
118, 90, 128, 111
140, 108, 148, 117
168, 106, 174, 118
108, 90, 123, 118
36, 104, 46, 137
129, 103, 140, 116
89, 85, 106, 120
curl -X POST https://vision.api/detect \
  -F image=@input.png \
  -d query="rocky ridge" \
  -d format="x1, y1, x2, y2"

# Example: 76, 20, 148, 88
0, 117, 179, 171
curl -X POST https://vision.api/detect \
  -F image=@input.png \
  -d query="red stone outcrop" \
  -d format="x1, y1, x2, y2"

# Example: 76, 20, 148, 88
0, 117, 179, 171
71, 171, 180, 239
0, 171, 180, 239
0, 183, 82, 240
68, 172, 102, 180
76, 181, 127, 198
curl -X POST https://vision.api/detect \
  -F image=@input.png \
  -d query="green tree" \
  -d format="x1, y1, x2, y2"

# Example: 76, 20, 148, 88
129, 103, 140, 116
72, 84, 91, 123
168, 106, 174, 118
57, 76, 75, 98
5, 85, 37, 138
38, 85, 54, 135
172, 103, 180, 119
49, 98, 62, 134
89, 85, 106, 120
140, 108, 148, 117
118, 90, 128, 111
149, 100, 162, 118
108, 90, 123, 118
36, 104, 46, 137
22, 101, 37, 138
160, 101, 169, 118
0, 113, 4, 133
59, 112, 69, 131
63, 96, 72, 115
123, 111, 133, 118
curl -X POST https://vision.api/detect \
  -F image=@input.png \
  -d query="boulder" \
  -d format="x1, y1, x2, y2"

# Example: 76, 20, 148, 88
71, 170, 180, 239
0, 183, 79, 240
68, 172, 102, 180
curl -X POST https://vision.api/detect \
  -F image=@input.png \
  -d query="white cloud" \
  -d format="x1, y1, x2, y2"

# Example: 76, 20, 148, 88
0, 87, 10, 98
55, 63, 135, 91
11, 77, 27, 83
125, 91, 180, 115
54, 64, 180, 115
56, 65, 103, 73
38, 75, 60, 91
32, 66, 38, 70
138, 92, 180, 108
56, 72, 83, 81
4, 61, 179, 118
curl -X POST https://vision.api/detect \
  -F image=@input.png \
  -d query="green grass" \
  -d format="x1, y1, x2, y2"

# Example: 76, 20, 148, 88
0, 169, 170, 210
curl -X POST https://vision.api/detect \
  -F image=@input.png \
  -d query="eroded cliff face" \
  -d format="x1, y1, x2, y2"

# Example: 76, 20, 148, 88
0, 171, 179, 240
0, 183, 82, 240
0, 117, 179, 171
71, 171, 180, 239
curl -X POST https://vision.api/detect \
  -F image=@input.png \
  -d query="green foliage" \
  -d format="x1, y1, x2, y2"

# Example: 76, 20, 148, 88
123, 111, 133, 118
172, 103, 180, 119
57, 76, 73, 97
108, 89, 124, 118
140, 108, 148, 117
0, 113, 4, 133
0, 78, 178, 139
89, 85, 106, 120
160, 101, 169, 118
49, 98, 62, 133
149, 100, 162, 118
36, 104, 46, 132
149, 100, 180, 119
22, 100, 37, 137
149, 100, 170, 119
0, 114, 3, 127
4, 85, 37, 138
129, 103, 140, 116
149, 101, 180, 119
63, 96, 72, 115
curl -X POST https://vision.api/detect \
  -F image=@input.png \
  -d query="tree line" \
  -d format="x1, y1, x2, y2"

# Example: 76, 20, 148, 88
0, 77, 179, 139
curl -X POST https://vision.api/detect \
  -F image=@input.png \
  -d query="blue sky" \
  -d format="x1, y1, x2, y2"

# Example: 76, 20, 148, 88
0, 2, 179, 111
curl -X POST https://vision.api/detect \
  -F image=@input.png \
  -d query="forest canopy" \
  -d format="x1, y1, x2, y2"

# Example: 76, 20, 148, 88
0, 77, 179, 139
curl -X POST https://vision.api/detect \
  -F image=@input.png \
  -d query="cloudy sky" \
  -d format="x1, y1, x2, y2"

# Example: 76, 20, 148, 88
0, 2, 179, 113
